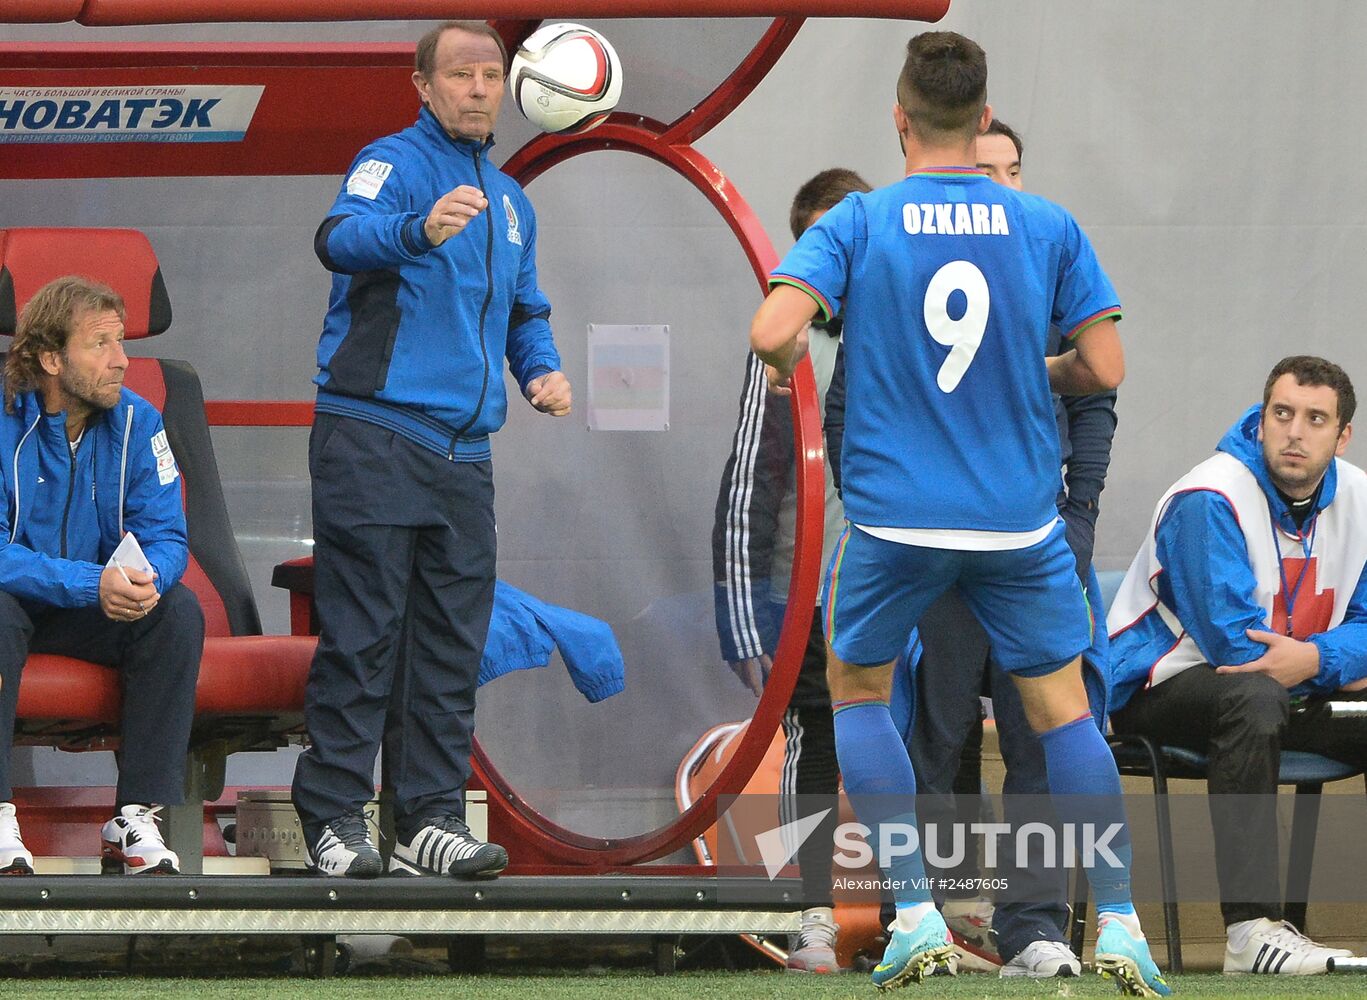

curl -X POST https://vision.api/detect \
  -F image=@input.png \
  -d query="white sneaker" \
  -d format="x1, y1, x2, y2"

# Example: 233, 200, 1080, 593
389, 816, 507, 878
942, 897, 997, 949
942, 896, 1001, 969
100, 804, 179, 874
786, 906, 839, 973
0, 803, 34, 875
1000, 939, 1082, 978
1223, 917, 1352, 975
308, 813, 383, 878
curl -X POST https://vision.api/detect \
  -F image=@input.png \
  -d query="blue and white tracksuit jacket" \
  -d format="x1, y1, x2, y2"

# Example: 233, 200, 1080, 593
0, 389, 187, 607
313, 107, 561, 461
1107, 404, 1367, 711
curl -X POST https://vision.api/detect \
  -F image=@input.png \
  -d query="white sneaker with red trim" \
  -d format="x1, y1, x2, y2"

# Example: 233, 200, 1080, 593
0, 803, 34, 875
101, 804, 179, 874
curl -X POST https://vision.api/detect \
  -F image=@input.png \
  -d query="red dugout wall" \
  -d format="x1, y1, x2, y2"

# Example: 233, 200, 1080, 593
0, 1, 949, 869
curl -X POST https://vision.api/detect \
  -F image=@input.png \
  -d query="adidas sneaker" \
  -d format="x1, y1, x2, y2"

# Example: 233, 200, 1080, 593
1223, 917, 1351, 975
307, 813, 383, 878
389, 816, 507, 878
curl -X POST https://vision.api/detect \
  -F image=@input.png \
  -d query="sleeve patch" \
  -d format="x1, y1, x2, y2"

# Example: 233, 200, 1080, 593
346, 159, 394, 201
150, 429, 179, 485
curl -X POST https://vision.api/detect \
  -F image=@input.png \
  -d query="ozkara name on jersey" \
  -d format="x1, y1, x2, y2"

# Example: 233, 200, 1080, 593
902, 202, 1010, 237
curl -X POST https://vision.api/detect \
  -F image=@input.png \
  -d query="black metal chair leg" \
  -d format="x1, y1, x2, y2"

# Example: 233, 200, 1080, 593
1069, 870, 1090, 958
1283, 783, 1324, 934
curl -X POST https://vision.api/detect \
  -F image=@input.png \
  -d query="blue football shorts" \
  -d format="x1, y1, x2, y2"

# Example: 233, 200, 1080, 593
821, 519, 1093, 674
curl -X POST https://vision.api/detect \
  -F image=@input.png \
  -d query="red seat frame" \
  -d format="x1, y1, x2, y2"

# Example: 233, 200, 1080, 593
0, 227, 314, 870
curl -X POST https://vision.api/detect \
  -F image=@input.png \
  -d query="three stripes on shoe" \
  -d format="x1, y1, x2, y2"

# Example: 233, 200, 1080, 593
1251, 942, 1294, 975
404, 826, 490, 872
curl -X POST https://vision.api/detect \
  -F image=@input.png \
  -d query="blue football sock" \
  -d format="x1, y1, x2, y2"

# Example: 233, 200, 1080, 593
833, 699, 932, 908
1038, 713, 1134, 911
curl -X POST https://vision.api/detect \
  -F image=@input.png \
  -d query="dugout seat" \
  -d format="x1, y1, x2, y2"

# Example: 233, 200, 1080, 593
0, 227, 316, 871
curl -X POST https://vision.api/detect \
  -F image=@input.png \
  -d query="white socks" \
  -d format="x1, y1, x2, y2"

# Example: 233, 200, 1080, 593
894, 901, 937, 933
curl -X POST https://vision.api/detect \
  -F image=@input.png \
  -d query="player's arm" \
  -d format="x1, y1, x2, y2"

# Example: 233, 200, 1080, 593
824, 344, 846, 496
1047, 317, 1124, 395
1059, 384, 1117, 575
750, 285, 818, 392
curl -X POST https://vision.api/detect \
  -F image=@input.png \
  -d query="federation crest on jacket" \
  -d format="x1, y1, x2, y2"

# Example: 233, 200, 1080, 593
503, 194, 522, 247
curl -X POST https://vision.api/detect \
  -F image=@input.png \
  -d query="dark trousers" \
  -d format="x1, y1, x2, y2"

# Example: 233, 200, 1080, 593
910, 584, 1108, 963
779, 607, 837, 908
291, 414, 496, 841
1111, 665, 1367, 927
0, 583, 203, 804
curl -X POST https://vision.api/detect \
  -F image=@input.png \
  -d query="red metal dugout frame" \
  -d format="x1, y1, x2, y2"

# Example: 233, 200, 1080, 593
6, 2, 949, 26
1, 1, 950, 871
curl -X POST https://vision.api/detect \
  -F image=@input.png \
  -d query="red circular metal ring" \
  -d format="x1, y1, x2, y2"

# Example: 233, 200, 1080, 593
472, 22, 826, 866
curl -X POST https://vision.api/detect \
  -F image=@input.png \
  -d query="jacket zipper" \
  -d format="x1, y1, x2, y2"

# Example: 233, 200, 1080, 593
448, 142, 495, 461
59, 440, 76, 559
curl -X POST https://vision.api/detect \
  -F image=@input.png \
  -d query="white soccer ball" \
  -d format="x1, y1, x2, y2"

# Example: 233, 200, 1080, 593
510, 23, 623, 135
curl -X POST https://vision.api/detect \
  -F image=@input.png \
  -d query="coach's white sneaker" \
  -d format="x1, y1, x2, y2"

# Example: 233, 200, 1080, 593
101, 804, 179, 874
389, 816, 507, 878
307, 813, 383, 878
0, 802, 34, 875
1223, 917, 1351, 975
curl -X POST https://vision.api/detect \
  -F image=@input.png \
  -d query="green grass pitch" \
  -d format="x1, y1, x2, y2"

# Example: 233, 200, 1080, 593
3, 973, 1365, 999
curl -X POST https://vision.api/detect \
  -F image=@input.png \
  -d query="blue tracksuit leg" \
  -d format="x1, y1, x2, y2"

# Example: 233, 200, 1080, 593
292, 414, 495, 840
0, 586, 203, 804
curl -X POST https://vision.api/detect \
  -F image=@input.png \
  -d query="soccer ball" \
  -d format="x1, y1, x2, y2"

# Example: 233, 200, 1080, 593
509, 23, 623, 135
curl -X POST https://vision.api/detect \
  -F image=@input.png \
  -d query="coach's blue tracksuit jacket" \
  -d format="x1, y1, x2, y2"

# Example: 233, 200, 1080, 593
0, 389, 188, 607
312, 107, 561, 461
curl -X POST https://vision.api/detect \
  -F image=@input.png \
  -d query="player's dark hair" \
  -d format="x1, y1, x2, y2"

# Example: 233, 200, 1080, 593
983, 118, 1023, 161
1263, 355, 1357, 429
415, 20, 509, 77
789, 168, 873, 240
896, 31, 988, 142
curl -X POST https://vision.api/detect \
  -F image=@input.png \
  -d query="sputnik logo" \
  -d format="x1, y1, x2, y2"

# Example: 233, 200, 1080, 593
753, 808, 833, 880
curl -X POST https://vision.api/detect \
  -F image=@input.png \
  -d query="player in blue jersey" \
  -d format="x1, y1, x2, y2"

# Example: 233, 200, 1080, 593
751, 32, 1169, 997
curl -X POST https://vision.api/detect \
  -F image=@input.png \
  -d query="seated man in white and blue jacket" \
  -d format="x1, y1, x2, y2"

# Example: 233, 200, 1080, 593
1108, 354, 1366, 976
0, 276, 204, 876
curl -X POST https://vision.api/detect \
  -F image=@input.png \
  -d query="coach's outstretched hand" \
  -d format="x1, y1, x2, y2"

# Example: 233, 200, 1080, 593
424, 185, 488, 246
526, 371, 572, 416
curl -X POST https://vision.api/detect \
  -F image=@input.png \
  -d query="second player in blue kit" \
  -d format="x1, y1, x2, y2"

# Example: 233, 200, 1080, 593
750, 31, 1170, 997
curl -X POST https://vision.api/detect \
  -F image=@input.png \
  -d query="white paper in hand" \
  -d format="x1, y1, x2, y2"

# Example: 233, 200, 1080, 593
108, 532, 153, 576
